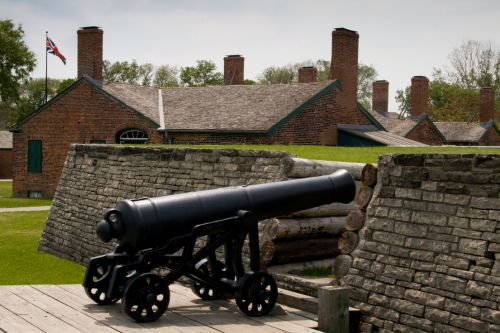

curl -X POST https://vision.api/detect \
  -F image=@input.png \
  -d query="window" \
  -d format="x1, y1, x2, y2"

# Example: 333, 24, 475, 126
28, 140, 42, 173
117, 129, 148, 144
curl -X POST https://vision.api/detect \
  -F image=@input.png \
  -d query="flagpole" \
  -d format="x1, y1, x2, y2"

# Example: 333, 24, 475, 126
45, 31, 48, 104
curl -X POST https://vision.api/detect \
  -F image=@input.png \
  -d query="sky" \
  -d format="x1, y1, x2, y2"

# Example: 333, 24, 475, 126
1, 0, 499, 111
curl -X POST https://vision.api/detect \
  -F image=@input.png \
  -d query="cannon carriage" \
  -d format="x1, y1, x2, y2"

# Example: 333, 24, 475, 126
83, 169, 356, 322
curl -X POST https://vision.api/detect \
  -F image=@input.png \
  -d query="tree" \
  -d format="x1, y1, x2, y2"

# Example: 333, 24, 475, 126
258, 66, 296, 84
0, 20, 36, 103
358, 64, 378, 109
447, 40, 500, 91
179, 60, 223, 86
103, 60, 154, 85
153, 65, 179, 87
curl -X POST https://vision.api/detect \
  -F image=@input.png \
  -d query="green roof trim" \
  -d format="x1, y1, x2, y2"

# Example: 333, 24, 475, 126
267, 80, 341, 135
10, 77, 160, 131
356, 103, 385, 131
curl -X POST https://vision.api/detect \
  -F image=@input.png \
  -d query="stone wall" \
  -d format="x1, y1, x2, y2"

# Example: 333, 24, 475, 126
344, 154, 500, 333
39, 145, 293, 263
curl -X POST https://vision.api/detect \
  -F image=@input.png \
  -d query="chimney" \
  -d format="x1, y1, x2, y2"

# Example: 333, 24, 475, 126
410, 76, 429, 118
479, 87, 495, 122
224, 55, 244, 85
329, 28, 359, 116
372, 80, 389, 113
298, 66, 317, 83
78, 26, 103, 81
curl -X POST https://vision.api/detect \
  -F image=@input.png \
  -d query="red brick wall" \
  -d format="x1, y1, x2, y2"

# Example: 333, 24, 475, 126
224, 55, 244, 85
298, 67, 317, 83
12, 81, 162, 197
405, 119, 443, 145
480, 87, 495, 122
479, 126, 500, 146
372, 80, 389, 113
78, 27, 103, 81
0, 149, 12, 179
329, 28, 361, 124
410, 76, 429, 117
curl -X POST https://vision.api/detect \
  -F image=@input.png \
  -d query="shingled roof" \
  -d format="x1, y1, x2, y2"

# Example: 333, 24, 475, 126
102, 81, 338, 133
0, 131, 12, 149
434, 121, 496, 143
371, 111, 420, 137
338, 124, 427, 146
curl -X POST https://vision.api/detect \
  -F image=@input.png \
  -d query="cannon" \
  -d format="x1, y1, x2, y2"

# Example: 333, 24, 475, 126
83, 169, 355, 322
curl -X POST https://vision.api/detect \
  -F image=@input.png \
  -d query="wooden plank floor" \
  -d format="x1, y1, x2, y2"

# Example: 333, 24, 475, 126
0, 284, 321, 333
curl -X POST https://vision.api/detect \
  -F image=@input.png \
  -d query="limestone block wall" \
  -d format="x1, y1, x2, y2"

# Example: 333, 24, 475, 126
344, 154, 500, 333
39, 145, 293, 263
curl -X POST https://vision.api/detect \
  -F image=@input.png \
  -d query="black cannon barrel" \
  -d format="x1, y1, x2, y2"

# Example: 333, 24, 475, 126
96, 169, 355, 254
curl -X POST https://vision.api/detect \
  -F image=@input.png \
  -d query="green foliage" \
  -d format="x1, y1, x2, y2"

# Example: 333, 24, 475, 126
0, 20, 36, 103
103, 59, 154, 85
0, 180, 52, 207
0, 211, 84, 284
259, 66, 296, 84
179, 60, 224, 86
358, 64, 378, 109
153, 65, 179, 87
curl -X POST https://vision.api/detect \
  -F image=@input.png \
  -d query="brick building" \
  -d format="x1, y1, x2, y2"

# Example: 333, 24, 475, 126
11, 26, 422, 198
0, 131, 13, 179
369, 77, 500, 146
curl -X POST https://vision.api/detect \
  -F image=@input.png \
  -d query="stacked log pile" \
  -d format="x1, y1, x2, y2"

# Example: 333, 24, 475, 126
260, 158, 378, 270
332, 163, 378, 283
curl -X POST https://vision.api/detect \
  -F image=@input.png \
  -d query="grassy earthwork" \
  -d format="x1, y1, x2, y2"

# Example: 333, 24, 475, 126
0, 210, 85, 284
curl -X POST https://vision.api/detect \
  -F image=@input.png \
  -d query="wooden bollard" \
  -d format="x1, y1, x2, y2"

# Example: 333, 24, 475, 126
318, 286, 349, 333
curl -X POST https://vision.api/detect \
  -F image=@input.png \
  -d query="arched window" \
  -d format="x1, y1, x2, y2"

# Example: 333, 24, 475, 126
117, 129, 149, 144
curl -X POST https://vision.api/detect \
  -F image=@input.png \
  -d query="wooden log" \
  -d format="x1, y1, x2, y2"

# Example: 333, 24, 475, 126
361, 163, 378, 187
261, 237, 340, 266
332, 254, 353, 282
261, 217, 346, 243
318, 286, 350, 333
281, 201, 355, 218
288, 158, 365, 179
338, 231, 359, 255
344, 206, 366, 231
355, 185, 374, 209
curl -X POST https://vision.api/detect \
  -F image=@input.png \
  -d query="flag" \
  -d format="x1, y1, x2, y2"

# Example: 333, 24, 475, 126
46, 36, 66, 65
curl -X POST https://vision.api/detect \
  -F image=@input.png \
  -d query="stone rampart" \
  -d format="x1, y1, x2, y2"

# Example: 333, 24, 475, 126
344, 154, 500, 333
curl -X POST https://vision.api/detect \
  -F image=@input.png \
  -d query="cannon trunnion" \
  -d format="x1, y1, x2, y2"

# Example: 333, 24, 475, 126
83, 170, 355, 322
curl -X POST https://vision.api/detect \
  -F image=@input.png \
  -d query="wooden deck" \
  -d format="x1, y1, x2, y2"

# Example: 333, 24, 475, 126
0, 284, 321, 333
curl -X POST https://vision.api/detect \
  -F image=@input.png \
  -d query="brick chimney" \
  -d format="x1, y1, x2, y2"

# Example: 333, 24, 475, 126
329, 28, 359, 119
78, 26, 103, 81
372, 80, 389, 113
224, 55, 244, 85
410, 76, 429, 118
479, 87, 495, 122
298, 66, 317, 83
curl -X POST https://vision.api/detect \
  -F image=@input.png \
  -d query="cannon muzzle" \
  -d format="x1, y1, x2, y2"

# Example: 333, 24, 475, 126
96, 169, 355, 254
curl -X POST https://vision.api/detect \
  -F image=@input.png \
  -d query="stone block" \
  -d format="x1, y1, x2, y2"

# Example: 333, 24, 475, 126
458, 238, 488, 256
465, 280, 493, 299
411, 211, 447, 226
372, 231, 406, 246
444, 298, 481, 318
394, 222, 428, 237
369, 218, 394, 232
405, 237, 450, 253
481, 308, 500, 325
429, 272, 467, 293
389, 299, 425, 317
404, 289, 445, 307
424, 307, 450, 324
444, 193, 471, 206
388, 208, 412, 222
383, 265, 414, 282
470, 196, 500, 210
362, 279, 386, 294
450, 314, 488, 332
409, 249, 434, 262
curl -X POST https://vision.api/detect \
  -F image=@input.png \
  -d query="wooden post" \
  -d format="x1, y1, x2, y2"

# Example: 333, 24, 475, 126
318, 286, 349, 333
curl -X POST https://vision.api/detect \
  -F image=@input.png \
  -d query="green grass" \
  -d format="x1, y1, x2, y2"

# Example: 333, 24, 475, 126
0, 181, 53, 208
156, 144, 500, 164
0, 211, 85, 285
290, 266, 335, 278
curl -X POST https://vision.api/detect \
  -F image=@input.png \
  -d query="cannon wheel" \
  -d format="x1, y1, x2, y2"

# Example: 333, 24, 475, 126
190, 258, 227, 300
235, 272, 277, 316
122, 273, 170, 322
84, 258, 120, 305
